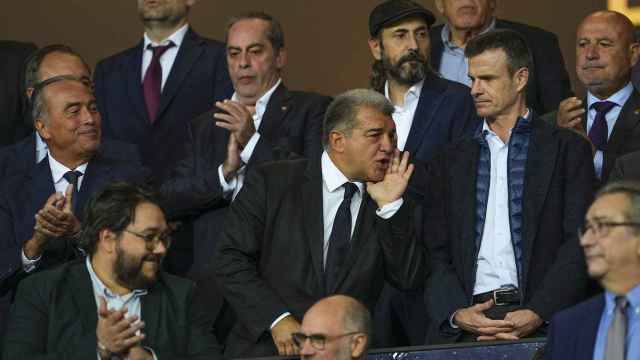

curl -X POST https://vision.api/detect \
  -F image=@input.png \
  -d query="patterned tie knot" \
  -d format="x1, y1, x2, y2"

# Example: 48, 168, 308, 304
147, 41, 175, 60
62, 170, 83, 185
614, 296, 628, 310
343, 182, 358, 201
591, 101, 616, 115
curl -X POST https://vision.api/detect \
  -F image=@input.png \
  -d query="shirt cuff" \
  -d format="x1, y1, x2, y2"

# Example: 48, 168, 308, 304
240, 132, 261, 164
21, 248, 41, 273
270, 312, 292, 330
145, 346, 158, 360
449, 310, 460, 329
375, 198, 404, 219
218, 165, 238, 198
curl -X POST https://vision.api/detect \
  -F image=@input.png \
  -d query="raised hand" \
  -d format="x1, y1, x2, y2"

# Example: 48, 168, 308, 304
556, 97, 586, 134
96, 296, 146, 358
222, 133, 243, 181
270, 315, 301, 356
214, 100, 256, 148
366, 149, 414, 208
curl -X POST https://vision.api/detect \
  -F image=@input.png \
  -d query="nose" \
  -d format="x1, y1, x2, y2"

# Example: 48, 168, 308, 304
584, 44, 599, 60
407, 33, 419, 52
239, 51, 251, 69
380, 132, 394, 153
470, 79, 482, 97
153, 238, 168, 256
81, 106, 97, 125
299, 338, 315, 357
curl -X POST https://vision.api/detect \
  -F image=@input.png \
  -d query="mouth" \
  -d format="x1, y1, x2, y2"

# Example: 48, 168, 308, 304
236, 75, 256, 85
375, 158, 390, 170
582, 64, 605, 70
78, 128, 99, 136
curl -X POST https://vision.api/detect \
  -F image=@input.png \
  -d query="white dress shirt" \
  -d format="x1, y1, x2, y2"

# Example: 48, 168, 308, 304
86, 258, 157, 360
271, 151, 404, 329
35, 132, 48, 163
384, 80, 423, 151
21, 152, 88, 272
473, 119, 520, 295
217, 79, 282, 199
141, 24, 189, 91
586, 82, 634, 179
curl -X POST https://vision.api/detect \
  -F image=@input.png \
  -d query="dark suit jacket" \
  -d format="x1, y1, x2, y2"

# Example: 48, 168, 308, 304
430, 19, 572, 115
424, 115, 595, 343
544, 294, 604, 359
0, 132, 142, 178
542, 90, 640, 184
2, 259, 222, 359
610, 150, 640, 182
160, 84, 330, 274
0, 155, 148, 329
0, 41, 36, 148
94, 28, 233, 181
215, 158, 426, 358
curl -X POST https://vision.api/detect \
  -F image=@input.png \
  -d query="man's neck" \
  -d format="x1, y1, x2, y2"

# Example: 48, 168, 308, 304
48, 149, 92, 170
144, 19, 188, 44
327, 151, 357, 182
589, 82, 629, 101
387, 79, 412, 107
602, 271, 640, 295
486, 101, 527, 143
91, 256, 132, 296
449, 20, 493, 48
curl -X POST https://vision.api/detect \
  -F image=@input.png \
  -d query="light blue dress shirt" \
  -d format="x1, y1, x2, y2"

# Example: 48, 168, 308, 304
586, 82, 634, 179
593, 284, 640, 360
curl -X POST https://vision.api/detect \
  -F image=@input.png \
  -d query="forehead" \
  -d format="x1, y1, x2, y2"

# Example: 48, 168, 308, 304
354, 106, 395, 130
381, 16, 428, 34
227, 18, 271, 47
43, 80, 94, 108
578, 15, 627, 41
301, 306, 340, 334
40, 52, 89, 79
468, 48, 509, 75
131, 202, 168, 229
443, 0, 492, 9
588, 193, 631, 219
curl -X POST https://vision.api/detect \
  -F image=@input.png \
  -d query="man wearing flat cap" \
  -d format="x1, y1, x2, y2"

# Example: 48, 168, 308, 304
367, 0, 479, 346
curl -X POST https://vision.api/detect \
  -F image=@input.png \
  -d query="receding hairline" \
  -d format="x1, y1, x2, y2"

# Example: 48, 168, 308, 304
38, 51, 91, 79
578, 11, 636, 43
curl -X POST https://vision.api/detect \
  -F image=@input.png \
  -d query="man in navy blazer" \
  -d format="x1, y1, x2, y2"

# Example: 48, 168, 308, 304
94, 0, 232, 182
546, 182, 640, 359
0, 76, 147, 337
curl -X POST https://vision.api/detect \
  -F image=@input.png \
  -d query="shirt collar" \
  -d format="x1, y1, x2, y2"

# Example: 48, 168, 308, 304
47, 151, 88, 185
144, 23, 189, 48
384, 80, 423, 107
604, 283, 640, 313
587, 82, 634, 110
441, 17, 497, 49
477, 108, 530, 140
231, 78, 282, 120
321, 151, 364, 194
85, 257, 148, 301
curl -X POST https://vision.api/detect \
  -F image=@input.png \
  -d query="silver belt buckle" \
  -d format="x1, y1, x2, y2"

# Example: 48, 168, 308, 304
493, 288, 511, 306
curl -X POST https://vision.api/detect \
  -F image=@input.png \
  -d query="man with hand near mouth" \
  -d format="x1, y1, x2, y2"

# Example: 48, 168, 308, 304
215, 89, 425, 358
424, 29, 595, 344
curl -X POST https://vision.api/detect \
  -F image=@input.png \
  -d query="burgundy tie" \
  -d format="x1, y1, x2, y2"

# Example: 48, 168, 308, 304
143, 42, 174, 123
588, 101, 616, 151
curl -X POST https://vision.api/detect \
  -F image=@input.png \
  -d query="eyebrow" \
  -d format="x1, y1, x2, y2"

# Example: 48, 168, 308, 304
228, 43, 265, 51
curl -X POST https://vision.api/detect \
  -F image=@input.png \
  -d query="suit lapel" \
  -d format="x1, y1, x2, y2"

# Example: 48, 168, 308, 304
404, 77, 446, 155
258, 84, 292, 141
576, 296, 605, 359
77, 157, 112, 217
605, 90, 640, 171
141, 280, 163, 348
520, 119, 558, 291
124, 43, 150, 125
70, 261, 99, 332
29, 157, 56, 210
155, 29, 204, 123
300, 160, 325, 291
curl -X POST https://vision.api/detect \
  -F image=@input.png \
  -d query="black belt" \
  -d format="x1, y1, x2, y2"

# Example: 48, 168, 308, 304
473, 287, 520, 306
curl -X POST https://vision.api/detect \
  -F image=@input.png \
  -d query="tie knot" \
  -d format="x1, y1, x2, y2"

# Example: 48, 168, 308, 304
591, 101, 616, 115
63, 170, 83, 185
147, 42, 175, 59
343, 182, 358, 201
614, 296, 628, 310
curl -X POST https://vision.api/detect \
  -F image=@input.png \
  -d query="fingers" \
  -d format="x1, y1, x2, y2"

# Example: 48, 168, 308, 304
474, 299, 495, 311
63, 184, 74, 213
275, 341, 286, 356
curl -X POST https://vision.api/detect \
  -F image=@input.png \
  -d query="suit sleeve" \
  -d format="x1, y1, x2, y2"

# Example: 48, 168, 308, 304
448, 89, 480, 142
2, 275, 97, 359
609, 156, 626, 182
525, 135, 594, 320
214, 167, 289, 342
93, 61, 111, 137
212, 47, 233, 103
532, 32, 573, 113
0, 190, 25, 293
423, 154, 469, 341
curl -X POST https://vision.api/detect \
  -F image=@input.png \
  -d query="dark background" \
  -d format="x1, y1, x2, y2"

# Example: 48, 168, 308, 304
1, 0, 608, 97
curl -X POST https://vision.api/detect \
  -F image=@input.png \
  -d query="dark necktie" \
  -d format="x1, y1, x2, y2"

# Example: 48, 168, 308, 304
325, 182, 358, 294
589, 101, 616, 151
143, 42, 174, 123
604, 296, 628, 360
62, 170, 83, 211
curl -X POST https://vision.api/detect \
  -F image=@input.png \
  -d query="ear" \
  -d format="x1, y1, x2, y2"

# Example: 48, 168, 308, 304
368, 37, 382, 61
329, 130, 346, 154
98, 229, 118, 255
435, 0, 445, 14
275, 47, 288, 70
34, 119, 51, 141
514, 67, 529, 93
629, 42, 640, 68
26, 87, 34, 99
350, 334, 368, 359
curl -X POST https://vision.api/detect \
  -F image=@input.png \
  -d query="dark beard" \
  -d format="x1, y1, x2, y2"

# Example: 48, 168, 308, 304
114, 245, 160, 290
382, 50, 427, 86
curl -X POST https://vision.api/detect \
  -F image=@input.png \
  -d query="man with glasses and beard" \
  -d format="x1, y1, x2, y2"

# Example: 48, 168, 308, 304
366, 0, 479, 346
2, 182, 222, 359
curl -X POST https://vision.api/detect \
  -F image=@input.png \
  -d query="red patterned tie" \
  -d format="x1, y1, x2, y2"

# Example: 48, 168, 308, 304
142, 42, 174, 123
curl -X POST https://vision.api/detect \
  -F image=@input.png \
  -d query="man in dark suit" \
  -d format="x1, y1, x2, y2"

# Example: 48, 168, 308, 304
424, 30, 594, 344
2, 182, 222, 359
429, 0, 572, 115
547, 11, 640, 184
160, 12, 330, 276
215, 89, 425, 358
546, 182, 640, 359
93, 0, 232, 182
0, 44, 141, 178
0, 76, 147, 336
366, 0, 479, 346
0, 41, 36, 148
610, 150, 640, 182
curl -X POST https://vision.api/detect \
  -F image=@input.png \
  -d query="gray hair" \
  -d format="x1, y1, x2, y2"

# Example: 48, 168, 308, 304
323, 88, 394, 149
225, 11, 285, 51
31, 75, 89, 125
596, 181, 640, 224
24, 44, 90, 92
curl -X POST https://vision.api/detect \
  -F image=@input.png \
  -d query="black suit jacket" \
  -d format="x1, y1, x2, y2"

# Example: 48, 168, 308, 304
94, 28, 232, 181
0, 41, 36, 147
610, 149, 640, 182
160, 84, 330, 274
424, 115, 595, 343
215, 158, 426, 358
430, 19, 572, 115
544, 294, 604, 359
2, 259, 222, 359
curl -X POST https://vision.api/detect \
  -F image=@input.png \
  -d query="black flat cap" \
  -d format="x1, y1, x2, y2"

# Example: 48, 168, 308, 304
369, 0, 436, 36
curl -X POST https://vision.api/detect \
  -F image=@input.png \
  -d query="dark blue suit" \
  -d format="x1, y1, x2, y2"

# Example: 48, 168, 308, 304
0, 155, 148, 333
545, 295, 604, 359
94, 28, 232, 181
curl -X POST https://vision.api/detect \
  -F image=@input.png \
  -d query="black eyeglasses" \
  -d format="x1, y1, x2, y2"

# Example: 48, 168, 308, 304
578, 221, 640, 238
123, 228, 172, 250
291, 331, 362, 350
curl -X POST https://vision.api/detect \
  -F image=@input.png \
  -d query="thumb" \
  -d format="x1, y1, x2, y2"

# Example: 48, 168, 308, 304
475, 299, 494, 312
63, 184, 74, 213
98, 296, 109, 317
